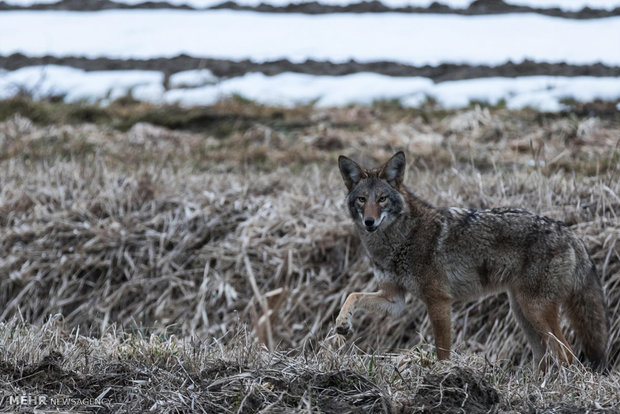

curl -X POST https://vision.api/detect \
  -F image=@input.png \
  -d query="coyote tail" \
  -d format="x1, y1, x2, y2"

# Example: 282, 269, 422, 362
565, 260, 610, 372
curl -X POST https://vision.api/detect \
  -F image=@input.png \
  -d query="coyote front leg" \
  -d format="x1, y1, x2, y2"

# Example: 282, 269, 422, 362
423, 293, 452, 360
335, 283, 404, 335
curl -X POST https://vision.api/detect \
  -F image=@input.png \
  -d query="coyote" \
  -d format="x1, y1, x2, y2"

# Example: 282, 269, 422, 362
336, 151, 609, 371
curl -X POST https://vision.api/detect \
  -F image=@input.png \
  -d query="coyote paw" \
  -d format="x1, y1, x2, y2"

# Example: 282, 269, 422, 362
335, 319, 352, 336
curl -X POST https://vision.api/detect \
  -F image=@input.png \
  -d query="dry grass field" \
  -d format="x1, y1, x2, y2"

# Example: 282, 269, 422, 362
0, 96, 618, 412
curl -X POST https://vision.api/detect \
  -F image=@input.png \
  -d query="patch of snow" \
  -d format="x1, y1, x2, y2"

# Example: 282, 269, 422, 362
427, 76, 620, 110
132, 82, 167, 102
0, 65, 164, 103
181, 72, 434, 107
169, 69, 218, 89
3, 0, 620, 11
4, 66, 620, 110
1, 11, 618, 66
4, 0, 57, 5
114, 0, 475, 7
164, 87, 220, 106
199, 73, 620, 110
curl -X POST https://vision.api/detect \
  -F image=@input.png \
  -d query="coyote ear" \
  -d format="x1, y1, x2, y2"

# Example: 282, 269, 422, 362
338, 155, 365, 191
380, 151, 406, 187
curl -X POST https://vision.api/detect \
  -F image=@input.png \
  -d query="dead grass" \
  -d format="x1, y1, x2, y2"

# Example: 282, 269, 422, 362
0, 317, 618, 412
0, 99, 619, 412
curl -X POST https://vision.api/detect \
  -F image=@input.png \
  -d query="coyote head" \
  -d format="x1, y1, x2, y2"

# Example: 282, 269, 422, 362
338, 152, 406, 233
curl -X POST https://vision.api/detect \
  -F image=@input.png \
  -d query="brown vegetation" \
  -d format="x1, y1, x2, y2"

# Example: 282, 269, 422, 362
0, 97, 618, 412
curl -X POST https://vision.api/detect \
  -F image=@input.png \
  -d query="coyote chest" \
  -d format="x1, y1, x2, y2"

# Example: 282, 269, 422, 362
357, 224, 426, 295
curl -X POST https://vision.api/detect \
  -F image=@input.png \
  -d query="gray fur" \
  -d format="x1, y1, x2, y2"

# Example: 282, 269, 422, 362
337, 152, 609, 370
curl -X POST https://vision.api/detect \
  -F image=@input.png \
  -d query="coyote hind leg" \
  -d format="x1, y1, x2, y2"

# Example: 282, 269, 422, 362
509, 292, 547, 364
510, 292, 574, 369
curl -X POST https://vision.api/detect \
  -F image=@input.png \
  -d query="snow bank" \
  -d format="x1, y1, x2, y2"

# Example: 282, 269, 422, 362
0, 65, 164, 103
169, 72, 620, 111
169, 69, 218, 89
1, 11, 618, 65
3, 0, 620, 11
2, 65, 619, 111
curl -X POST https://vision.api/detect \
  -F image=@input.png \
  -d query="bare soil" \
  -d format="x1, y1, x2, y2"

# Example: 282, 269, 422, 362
1, 0, 619, 19
3, 53, 620, 87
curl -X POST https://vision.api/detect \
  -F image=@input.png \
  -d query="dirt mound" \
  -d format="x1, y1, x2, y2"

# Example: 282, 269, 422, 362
202, 368, 389, 413
0, 352, 145, 406
409, 367, 499, 413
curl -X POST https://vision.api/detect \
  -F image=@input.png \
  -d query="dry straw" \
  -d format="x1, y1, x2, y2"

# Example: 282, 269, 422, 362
0, 103, 618, 411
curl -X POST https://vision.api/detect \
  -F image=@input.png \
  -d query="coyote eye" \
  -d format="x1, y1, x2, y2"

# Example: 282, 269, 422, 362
357, 196, 366, 203
378, 196, 387, 203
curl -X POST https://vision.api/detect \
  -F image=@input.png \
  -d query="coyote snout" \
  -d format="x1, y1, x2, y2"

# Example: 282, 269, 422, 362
335, 151, 609, 371
361, 200, 386, 232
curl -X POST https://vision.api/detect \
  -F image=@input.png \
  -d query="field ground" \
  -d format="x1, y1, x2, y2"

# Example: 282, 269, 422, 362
0, 97, 619, 412
2, 0, 620, 18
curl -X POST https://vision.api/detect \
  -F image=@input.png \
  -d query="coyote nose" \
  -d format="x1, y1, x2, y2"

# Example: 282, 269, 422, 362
364, 217, 375, 227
